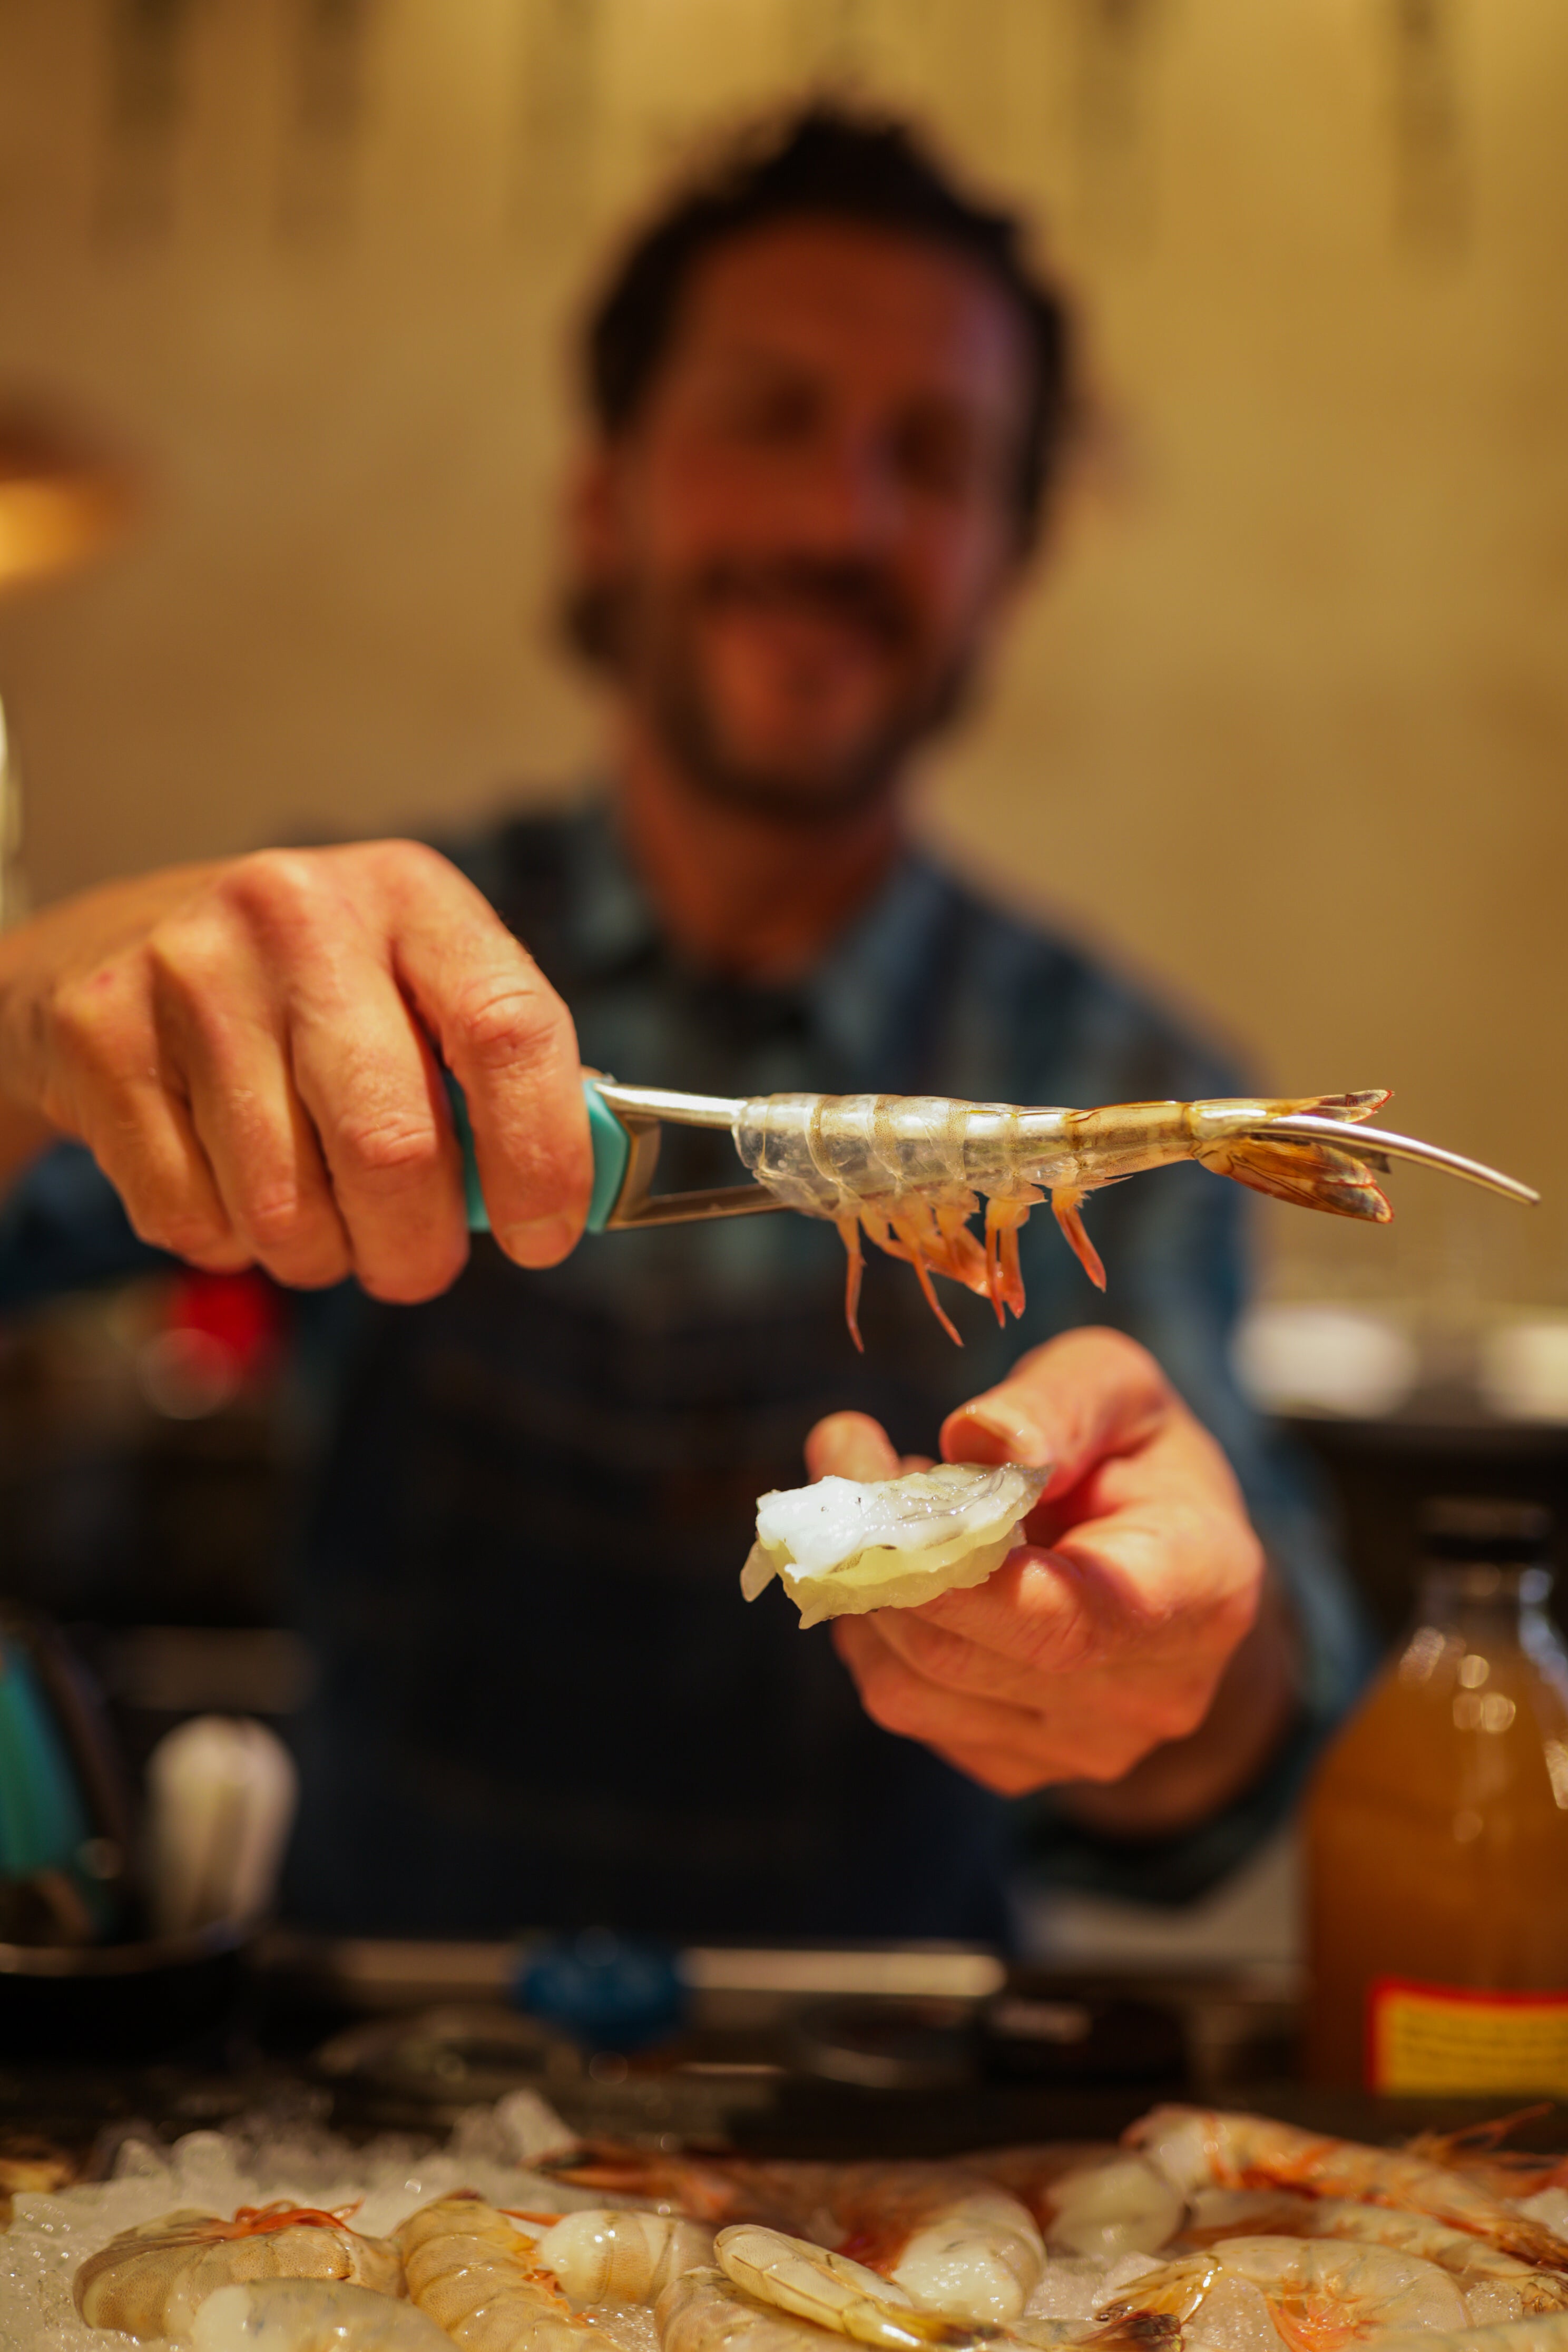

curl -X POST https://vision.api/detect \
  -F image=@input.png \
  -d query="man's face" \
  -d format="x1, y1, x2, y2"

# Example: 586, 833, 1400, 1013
575, 218, 1035, 821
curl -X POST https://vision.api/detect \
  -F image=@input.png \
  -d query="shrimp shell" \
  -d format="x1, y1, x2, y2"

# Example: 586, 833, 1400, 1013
74, 2203, 403, 2339
1129, 2109, 1568, 2275
732, 1091, 1398, 1347
715, 2226, 985, 2349
659, 2267, 856, 2352
543, 2153, 1044, 2325
191, 2279, 445, 2352
1099, 2235, 1469, 2351
398, 2194, 584, 2352
965, 2146, 1183, 2258
1182, 2194, 1568, 2309
533, 2208, 716, 2303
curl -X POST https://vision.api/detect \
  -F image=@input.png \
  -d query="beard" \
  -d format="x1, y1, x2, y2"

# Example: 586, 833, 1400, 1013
566, 555, 981, 826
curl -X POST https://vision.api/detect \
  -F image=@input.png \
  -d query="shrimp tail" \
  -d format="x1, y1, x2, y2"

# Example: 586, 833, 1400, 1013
1197, 1136, 1393, 1223
1193, 1089, 1395, 1222
838, 1217, 867, 1354
1051, 1188, 1108, 1290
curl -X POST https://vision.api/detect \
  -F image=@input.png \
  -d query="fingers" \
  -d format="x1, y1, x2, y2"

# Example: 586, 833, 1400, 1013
44, 953, 253, 1273
385, 848, 590, 1268
830, 1611, 1199, 1795
96, 1080, 254, 1273
6, 841, 594, 1302
941, 1324, 1170, 1498
152, 860, 457, 1301
805, 1411, 901, 1482
831, 1614, 1060, 1779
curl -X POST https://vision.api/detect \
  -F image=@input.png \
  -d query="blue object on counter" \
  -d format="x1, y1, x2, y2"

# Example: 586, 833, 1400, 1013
0, 1632, 115, 1941
513, 1928, 686, 2052
444, 1075, 630, 1237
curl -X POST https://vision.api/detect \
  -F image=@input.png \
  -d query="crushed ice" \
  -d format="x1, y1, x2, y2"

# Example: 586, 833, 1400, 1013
0, 2089, 602, 2352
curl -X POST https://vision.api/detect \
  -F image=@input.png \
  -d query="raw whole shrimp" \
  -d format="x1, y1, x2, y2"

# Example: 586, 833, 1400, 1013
547, 2153, 1041, 2328
542, 2146, 817, 2232
191, 2279, 446, 2352
1181, 2194, 1568, 2313
532, 2208, 717, 2302
822, 2172, 1043, 2325
732, 1088, 1529, 1347
1404, 2114, 1568, 2205
1129, 2110, 1568, 2274
659, 2267, 867, 2352
1097, 2235, 1468, 2351
961, 2145, 1183, 2258
714, 2226, 987, 2349
398, 2194, 585, 2352
74, 2201, 403, 2338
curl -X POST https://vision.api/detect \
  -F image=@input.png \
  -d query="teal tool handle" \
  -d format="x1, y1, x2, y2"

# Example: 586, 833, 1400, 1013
444, 1073, 630, 1237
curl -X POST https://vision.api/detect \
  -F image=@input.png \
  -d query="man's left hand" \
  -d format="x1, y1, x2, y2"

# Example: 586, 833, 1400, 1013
809, 1327, 1297, 1821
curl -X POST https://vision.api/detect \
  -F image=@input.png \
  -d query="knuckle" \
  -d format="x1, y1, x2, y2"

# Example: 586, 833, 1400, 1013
453, 974, 565, 1070
239, 1183, 316, 1253
219, 848, 329, 925
367, 836, 450, 891
334, 1112, 443, 1188
51, 975, 136, 1076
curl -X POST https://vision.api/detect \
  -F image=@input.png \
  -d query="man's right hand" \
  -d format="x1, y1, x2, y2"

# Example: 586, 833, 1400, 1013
0, 841, 592, 1301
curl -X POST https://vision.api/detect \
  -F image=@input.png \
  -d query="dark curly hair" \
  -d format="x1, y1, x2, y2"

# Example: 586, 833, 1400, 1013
580, 101, 1076, 551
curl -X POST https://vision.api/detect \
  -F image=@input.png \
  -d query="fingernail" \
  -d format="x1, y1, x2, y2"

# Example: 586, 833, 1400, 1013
499, 1214, 577, 1268
964, 1405, 1047, 1463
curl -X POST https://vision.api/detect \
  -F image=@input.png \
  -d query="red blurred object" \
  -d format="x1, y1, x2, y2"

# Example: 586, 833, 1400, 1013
139, 1270, 285, 1416
164, 1270, 282, 1381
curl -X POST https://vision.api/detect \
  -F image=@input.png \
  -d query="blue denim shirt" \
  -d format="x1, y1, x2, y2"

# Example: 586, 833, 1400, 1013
0, 804, 1368, 1938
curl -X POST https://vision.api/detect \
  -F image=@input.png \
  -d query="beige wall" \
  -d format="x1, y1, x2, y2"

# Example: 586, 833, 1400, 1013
0, 0, 1563, 1307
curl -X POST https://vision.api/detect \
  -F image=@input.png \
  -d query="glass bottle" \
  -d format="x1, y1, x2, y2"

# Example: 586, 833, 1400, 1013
1305, 1498, 1568, 2092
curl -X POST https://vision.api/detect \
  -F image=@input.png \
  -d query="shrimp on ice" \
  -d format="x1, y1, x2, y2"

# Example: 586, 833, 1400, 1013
821, 2169, 1044, 2325
659, 2268, 873, 2352
732, 1090, 1533, 1347
191, 2279, 446, 2352
546, 2153, 1044, 2326
74, 2201, 404, 2339
962, 2145, 1184, 2259
1404, 2113, 1568, 2205
1129, 2110, 1568, 2275
1181, 2196, 1568, 2319
715, 2226, 991, 2349
532, 2208, 717, 2302
1097, 2235, 1469, 2352
398, 2194, 586, 2352
541, 2145, 818, 2232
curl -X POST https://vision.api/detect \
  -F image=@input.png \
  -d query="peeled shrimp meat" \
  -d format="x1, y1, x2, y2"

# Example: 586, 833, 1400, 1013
742, 1465, 1046, 1628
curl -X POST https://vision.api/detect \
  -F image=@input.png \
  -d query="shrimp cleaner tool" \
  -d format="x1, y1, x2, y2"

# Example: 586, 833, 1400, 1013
447, 1076, 1537, 1347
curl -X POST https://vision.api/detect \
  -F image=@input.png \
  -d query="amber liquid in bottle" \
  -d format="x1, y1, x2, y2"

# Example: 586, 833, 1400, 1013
1305, 1503, 1568, 2089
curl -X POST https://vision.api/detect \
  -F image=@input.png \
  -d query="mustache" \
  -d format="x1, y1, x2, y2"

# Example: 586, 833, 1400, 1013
688, 558, 917, 651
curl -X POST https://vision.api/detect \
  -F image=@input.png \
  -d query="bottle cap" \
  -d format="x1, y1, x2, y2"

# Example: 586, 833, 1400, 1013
1420, 1496, 1552, 1562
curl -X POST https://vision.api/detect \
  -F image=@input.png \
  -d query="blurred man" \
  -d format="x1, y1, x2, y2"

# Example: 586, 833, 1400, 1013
0, 110, 1363, 1938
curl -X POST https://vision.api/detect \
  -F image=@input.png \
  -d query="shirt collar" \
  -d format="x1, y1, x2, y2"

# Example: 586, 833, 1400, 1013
560, 795, 956, 1064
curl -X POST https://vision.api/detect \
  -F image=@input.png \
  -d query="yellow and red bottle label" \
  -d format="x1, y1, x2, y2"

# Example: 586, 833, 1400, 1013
1369, 1977, 1568, 2095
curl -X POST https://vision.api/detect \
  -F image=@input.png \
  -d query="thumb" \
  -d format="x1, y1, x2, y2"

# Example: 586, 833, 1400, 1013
939, 1326, 1171, 1498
